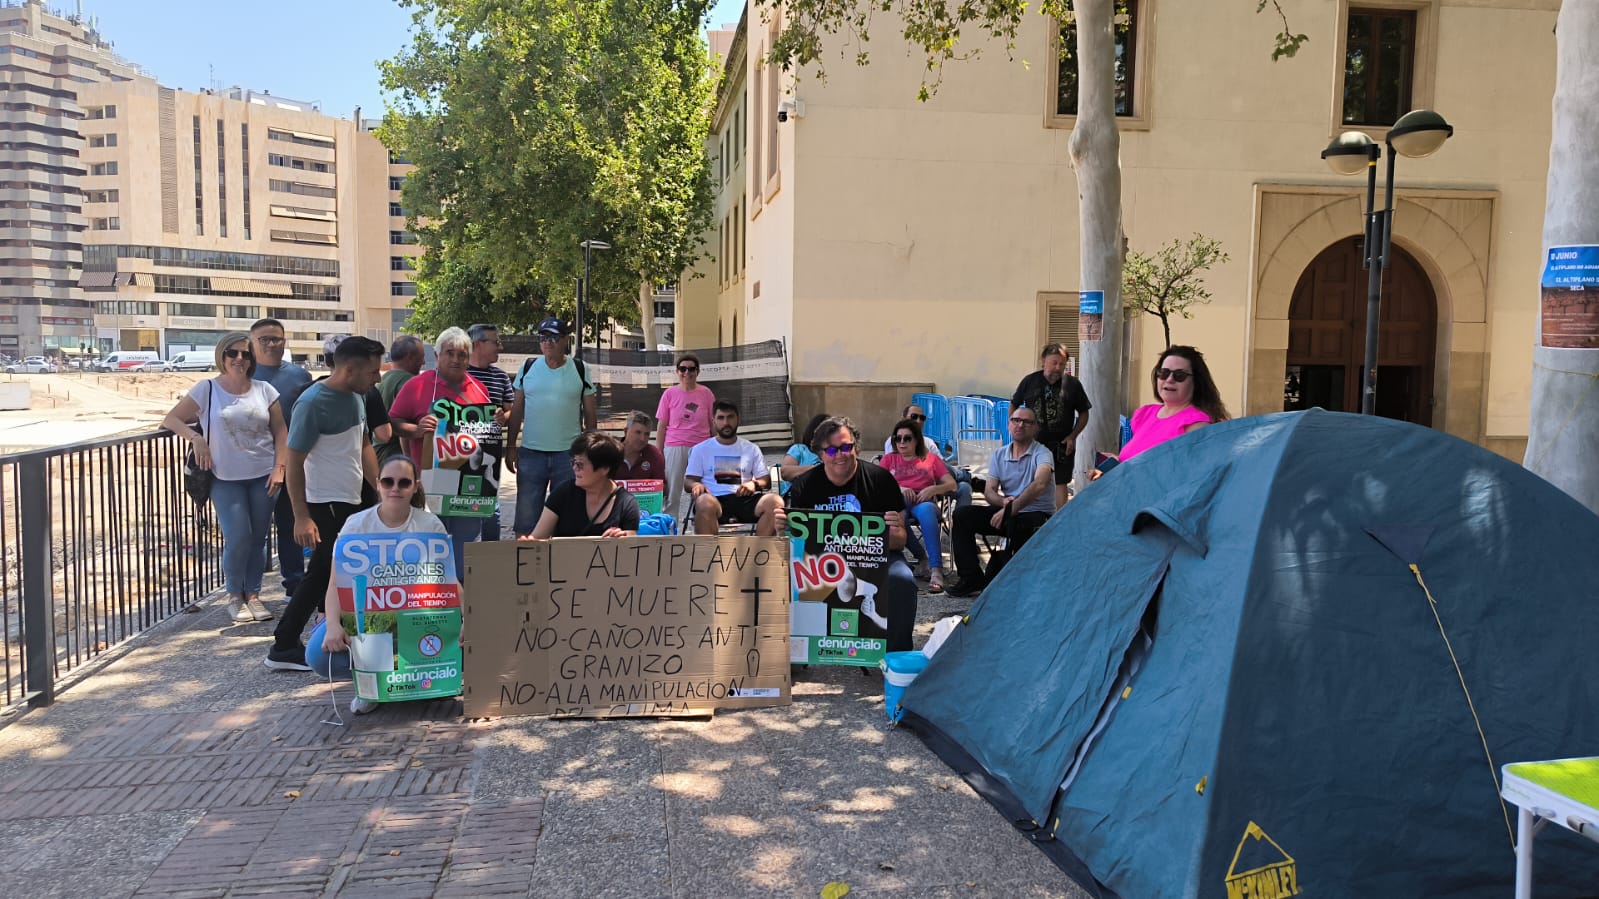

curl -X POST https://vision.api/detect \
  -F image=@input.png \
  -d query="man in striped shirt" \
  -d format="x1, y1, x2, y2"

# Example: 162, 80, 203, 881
467, 323, 513, 542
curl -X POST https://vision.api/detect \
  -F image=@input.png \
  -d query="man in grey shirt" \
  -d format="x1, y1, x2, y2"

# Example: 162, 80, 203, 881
250, 318, 313, 595
946, 404, 1055, 597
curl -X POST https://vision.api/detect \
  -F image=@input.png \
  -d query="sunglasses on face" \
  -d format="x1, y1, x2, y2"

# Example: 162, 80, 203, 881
823, 443, 856, 457
678, 365, 699, 373
1157, 368, 1193, 383
1009, 417, 1037, 426
379, 476, 414, 489
893, 434, 916, 444
254, 336, 285, 346
224, 349, 253, 360
909, 413, 926, 422
537, 335, 559, 343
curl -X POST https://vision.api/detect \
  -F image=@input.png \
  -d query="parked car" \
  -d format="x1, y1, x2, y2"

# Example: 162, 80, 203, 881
6, 356, 57, 374
133, 359, 168, 372
164, 351, 214, 372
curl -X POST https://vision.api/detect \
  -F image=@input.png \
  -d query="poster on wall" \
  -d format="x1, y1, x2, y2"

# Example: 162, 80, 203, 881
787, 510, 890, 668
1541, 245, 1599, 348
421, 400, 503, 517
332, 531, 462, 704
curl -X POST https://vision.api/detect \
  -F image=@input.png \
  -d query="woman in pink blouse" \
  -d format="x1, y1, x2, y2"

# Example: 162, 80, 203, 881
655, 353, 715, 518
1118, 345, 1230, 461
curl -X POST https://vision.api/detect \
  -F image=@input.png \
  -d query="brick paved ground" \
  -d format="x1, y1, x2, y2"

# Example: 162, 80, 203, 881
0, 580, 1081, 898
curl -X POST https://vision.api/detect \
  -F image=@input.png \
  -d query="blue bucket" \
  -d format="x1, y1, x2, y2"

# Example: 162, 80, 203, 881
880, 651, 931, 724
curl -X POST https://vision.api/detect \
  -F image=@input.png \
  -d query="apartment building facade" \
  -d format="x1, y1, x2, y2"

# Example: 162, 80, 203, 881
681, 0, 1560, 458
0, 0, 416, 364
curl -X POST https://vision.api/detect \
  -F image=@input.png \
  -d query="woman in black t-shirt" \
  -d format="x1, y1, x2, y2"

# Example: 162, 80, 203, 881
526, 432, 641, 538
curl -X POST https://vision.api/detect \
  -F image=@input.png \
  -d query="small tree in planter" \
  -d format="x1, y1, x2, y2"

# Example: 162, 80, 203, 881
1123, 233, 1229, 349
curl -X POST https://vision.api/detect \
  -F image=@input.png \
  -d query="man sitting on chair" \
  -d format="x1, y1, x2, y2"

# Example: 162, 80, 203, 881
945, 404, 1055, 598
684, 400, 783, 535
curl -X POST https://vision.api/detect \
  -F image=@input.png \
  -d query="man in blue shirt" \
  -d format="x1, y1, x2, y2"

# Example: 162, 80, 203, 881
250, 318, 313, 596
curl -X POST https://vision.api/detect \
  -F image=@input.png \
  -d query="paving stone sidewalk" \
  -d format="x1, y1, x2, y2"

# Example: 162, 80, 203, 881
0, 579, 1083, 898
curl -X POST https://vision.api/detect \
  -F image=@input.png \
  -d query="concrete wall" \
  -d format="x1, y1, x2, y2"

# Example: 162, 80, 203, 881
790, 381, 936, 452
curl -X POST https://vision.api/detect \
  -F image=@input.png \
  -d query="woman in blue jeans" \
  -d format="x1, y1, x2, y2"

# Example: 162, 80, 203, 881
879, 417, 958, 593
162, 333, 287, 623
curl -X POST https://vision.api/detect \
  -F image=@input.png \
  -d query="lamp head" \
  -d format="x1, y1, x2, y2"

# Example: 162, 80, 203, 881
1387, 109, 1453, 158
1322, 131, 1378, 176
580, 239, 612, 251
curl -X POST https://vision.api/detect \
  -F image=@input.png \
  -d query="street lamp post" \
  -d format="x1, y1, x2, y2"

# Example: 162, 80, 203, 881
1321, 109, 1453, 415
578, 239, 611, 362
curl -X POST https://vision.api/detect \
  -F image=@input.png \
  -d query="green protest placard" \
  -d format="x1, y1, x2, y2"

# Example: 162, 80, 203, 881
333, 531, 462, 703
421, 399, 502, 518
787, 510, 889, 668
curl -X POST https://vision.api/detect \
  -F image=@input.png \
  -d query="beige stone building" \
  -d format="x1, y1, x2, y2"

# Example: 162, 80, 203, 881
681, 0, 1559, 457
0, 0, 416, 364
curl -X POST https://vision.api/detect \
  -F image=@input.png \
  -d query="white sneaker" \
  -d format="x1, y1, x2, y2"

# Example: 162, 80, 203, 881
246, 597, 272, 621
350, 696, 379, 715
227, 599, 253, 623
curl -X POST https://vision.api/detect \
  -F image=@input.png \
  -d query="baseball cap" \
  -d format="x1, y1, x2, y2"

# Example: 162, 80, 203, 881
535, 318, 569, 337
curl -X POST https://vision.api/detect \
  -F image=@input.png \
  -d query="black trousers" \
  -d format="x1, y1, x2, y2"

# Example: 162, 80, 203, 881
881, 558, 919, 653
271, 500, 364, 651
951, 505, 1050, 585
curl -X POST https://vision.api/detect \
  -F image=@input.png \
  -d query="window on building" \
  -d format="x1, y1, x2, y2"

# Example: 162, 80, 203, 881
1343, 7, 1416, 126
192, 116, 203, 236
390, 255, 415, 271
390, 230, 418, 245
91, 217, 119, 230
390, 282, 417, 297
269, 179, 336, 199
389, 176, 404, 191
388, 150, 410, 165
87, 133, 116, 147
90, 161, 117, 176
223, 304, 257, 319
1036, 292, 1083, 370
84, 189, 118, 203
86, 104, 116, 119
241, 124, 251, 239
169, 302, 216, 316
216, 119, 228, 238
1054, 0, 1144, 123
389, 202, 404, 217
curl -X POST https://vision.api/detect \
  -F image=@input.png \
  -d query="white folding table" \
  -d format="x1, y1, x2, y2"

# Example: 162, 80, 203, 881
1501, 757, 1599, 898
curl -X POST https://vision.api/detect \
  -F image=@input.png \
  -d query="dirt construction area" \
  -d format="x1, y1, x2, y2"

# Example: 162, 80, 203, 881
0, 371, 207, 453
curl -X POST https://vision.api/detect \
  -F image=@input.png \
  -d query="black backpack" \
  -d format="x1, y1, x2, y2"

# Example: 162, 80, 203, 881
517, 355, 591, 392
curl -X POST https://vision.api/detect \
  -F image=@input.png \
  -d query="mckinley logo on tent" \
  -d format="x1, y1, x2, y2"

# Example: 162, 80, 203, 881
1224, 821, 1300, 898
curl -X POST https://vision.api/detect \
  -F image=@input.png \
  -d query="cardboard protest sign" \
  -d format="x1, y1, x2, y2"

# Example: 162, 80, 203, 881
787, 510, 890, 668
619, 478, 665, 515
332, 531, 463, 703
421, 399, 502, 518
461, 537, 791, 718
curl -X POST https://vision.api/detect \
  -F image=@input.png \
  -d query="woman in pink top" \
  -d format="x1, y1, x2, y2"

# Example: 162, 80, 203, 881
1119, 345, 1231, 461
655, 352, 715, 518
881, 417, 958, 592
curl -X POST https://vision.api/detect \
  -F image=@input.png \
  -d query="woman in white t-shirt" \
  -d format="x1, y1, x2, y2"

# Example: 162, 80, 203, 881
317, 455, 451, 714
162, 333, 287, 624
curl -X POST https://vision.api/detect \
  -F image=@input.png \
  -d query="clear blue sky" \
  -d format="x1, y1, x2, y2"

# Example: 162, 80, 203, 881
83, 0, 749, 121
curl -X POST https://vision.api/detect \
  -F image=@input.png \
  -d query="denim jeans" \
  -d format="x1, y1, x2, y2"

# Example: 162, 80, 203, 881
271, 488, 304, 592
479, 509, 503, 542
212, 475, 274, 595
903, 501, 945, 569
515, 448, 574, 535
445, 514, 482, 575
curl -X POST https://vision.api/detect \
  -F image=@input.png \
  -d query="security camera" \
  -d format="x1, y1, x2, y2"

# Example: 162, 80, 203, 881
777, 105, 788, 123
777, 98, 803, 122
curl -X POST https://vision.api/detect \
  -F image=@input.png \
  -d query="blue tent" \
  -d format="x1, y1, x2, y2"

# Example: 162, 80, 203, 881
903, 410, 1599, 897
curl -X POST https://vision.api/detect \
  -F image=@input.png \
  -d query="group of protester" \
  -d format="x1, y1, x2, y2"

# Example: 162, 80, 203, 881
163, 315, 1229, 697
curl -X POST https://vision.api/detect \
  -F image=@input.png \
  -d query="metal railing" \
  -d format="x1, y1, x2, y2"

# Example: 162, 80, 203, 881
1, 429, 223, 708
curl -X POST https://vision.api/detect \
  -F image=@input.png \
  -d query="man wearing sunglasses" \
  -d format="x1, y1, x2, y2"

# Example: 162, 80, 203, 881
946, 405, 1055, 598
250, 318, 313, 597
684, 401, 782, 535
785, 416, 918, 652
1010, 343, 1091, 509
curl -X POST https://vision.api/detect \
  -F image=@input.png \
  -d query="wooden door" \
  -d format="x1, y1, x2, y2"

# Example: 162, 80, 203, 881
1284, 237, 1437, 425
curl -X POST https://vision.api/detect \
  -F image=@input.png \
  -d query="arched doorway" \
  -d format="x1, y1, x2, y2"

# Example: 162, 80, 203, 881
1283, 237, 1437, 425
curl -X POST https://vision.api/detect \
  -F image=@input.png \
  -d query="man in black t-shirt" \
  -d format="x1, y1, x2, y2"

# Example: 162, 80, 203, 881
783, 416, 919, 652
1010, 342, 1091, 509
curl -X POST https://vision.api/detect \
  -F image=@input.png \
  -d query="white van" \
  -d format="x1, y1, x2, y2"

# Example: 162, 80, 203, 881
166, 351, 214, 372
99, 351, 160, 372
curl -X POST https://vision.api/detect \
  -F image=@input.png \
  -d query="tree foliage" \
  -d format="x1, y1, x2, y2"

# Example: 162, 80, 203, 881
379, 0, 718, 334
1123, 234, 1229, 349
